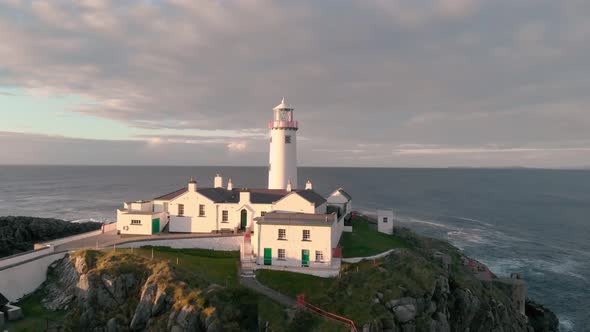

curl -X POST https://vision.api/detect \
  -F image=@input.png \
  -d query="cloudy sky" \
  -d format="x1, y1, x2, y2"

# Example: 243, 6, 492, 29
1, 0, 589, 167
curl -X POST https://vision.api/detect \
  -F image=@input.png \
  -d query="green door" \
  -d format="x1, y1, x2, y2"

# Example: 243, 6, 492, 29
240, 209, 248, 230
152, 218, 160, 234
302, 249, 310, 267
264, 248, 272, 265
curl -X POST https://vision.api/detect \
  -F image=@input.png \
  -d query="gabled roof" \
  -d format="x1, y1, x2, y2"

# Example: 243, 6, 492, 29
198, 188, 239, 203
247, 189, 290, 204
154, 188, 187, 201
330, 188, 352, 200
295, 189, 327, 206
256, 211, 336, 227
0, 292, 9, 306
153, 187, 292, 204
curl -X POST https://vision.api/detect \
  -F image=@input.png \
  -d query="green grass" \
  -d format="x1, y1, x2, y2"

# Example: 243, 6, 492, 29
8, 292, 67, 332
121, 246, 240, 287
339, 217, 408, 258
256, 270, 335, 299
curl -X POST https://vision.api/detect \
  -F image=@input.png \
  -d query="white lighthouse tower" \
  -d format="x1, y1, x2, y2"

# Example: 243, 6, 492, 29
268, 98, 298, 190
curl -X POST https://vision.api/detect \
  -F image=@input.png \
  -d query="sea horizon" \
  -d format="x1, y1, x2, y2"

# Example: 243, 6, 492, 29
1, 165, 587, 331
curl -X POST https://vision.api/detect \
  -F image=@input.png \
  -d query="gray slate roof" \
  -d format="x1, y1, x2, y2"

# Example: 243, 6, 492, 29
331, 188, 352, 200
294, 189, 327, 206
154, 187, 326, 205
256, 211, 337, 226
0, 292, 8, 306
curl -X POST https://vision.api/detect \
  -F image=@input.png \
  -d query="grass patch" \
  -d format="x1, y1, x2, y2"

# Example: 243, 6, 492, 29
116, 247, 240, 287
339, 217, 408, 258
8, 292, 66, 332
256, 270, 335, 300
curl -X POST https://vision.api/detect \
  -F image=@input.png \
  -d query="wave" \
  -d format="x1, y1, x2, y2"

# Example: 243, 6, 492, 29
558, 316, 575, 332
395, 215, 455, 230
446, 230, 489, 245
69, 217, 113, 224
450, 216, 494, 227
480, 257, 587, 281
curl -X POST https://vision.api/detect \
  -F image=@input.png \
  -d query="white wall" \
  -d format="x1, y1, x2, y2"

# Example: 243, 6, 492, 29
0, 251, 68, 302
117, 211, 167, 235
377, 209, 394, 235
256, 223, 333, 268
116, 236, 241, 251
268, 127, 298, 190
272, 193, 315, 213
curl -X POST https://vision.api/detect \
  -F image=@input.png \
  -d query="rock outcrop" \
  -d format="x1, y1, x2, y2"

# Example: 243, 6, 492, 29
38, 250, 253, 332
0, 216, 102, 257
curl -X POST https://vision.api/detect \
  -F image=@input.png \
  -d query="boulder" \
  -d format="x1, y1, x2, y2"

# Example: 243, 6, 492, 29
431, 312, 450, 332
152, 289, 169, 316
106, 317, 119, 332
393, 304, 416, 323
130, 283, 158, 331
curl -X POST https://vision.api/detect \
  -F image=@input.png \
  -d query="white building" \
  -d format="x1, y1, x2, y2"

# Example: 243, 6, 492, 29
254, 212, 342, 269
116, 98, 353, 274
117, 200, 168, 235
377, 209, 394, 235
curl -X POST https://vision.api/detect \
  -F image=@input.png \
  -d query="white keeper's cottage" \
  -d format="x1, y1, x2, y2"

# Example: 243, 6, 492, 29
117, 98, 352, 275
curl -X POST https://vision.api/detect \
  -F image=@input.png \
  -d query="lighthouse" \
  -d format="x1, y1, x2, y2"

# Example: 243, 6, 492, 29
268, 98, 298, 190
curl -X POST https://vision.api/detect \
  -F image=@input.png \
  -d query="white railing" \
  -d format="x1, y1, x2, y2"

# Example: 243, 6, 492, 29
268, 120, 298, 129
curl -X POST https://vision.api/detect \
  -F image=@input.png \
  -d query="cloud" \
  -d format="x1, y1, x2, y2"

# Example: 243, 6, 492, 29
0, 0, 589, 167
393, 146, 590, 155
227, 142, 247, 152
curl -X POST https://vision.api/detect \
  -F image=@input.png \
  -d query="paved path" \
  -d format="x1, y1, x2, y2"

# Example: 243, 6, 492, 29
240, 275, 297, 308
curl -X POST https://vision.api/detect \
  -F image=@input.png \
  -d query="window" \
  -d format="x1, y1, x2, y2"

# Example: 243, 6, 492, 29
131, 219, 141, 225
261, 211, 267, 217
199, 204, 205, 217
315, 251, 324, 262
302, 229, 311, 241
383, 217, 388, 223
222, 210, 228, 222
285, 135, 291, 144
278, 249, 286, 260
278, 228, 286, 240
178, 204, 184, 216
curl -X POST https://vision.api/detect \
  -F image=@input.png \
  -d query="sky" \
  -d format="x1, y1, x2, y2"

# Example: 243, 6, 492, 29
1, 0, 590, 168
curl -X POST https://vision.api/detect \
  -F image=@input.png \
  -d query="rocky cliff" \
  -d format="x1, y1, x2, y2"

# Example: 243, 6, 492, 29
38, 250, 257, 332
32, 231, 559, 332
309, 228, 558, 332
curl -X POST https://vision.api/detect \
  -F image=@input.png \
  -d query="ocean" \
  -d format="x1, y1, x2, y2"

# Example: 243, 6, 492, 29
0, 165, 588, 331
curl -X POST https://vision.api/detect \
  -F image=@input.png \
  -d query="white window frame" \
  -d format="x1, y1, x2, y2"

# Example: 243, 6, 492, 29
315, 250, 324, 262
222, 210, 228, 222
302, 229, 311, 241
199, 204, 205, 217
278, 228, 286, 240
178, 204, 184, 216
131, 219, 142, 225
278, 249, 286, 260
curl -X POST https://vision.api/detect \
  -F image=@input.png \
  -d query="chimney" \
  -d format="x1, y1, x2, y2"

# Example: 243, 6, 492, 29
286, 179, 292, 192
305, 179, 312, 190
214, 174, 223, 188
188, 177, 197, 192
227, 178, 233, 191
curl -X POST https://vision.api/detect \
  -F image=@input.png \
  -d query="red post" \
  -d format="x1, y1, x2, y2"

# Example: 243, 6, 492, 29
296, 294, 305, 307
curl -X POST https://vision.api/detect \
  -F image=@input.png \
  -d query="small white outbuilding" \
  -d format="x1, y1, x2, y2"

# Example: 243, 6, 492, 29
377, 209, 394, 235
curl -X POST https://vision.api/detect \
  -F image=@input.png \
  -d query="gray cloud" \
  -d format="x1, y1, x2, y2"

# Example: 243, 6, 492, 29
1, 0, 590, 167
